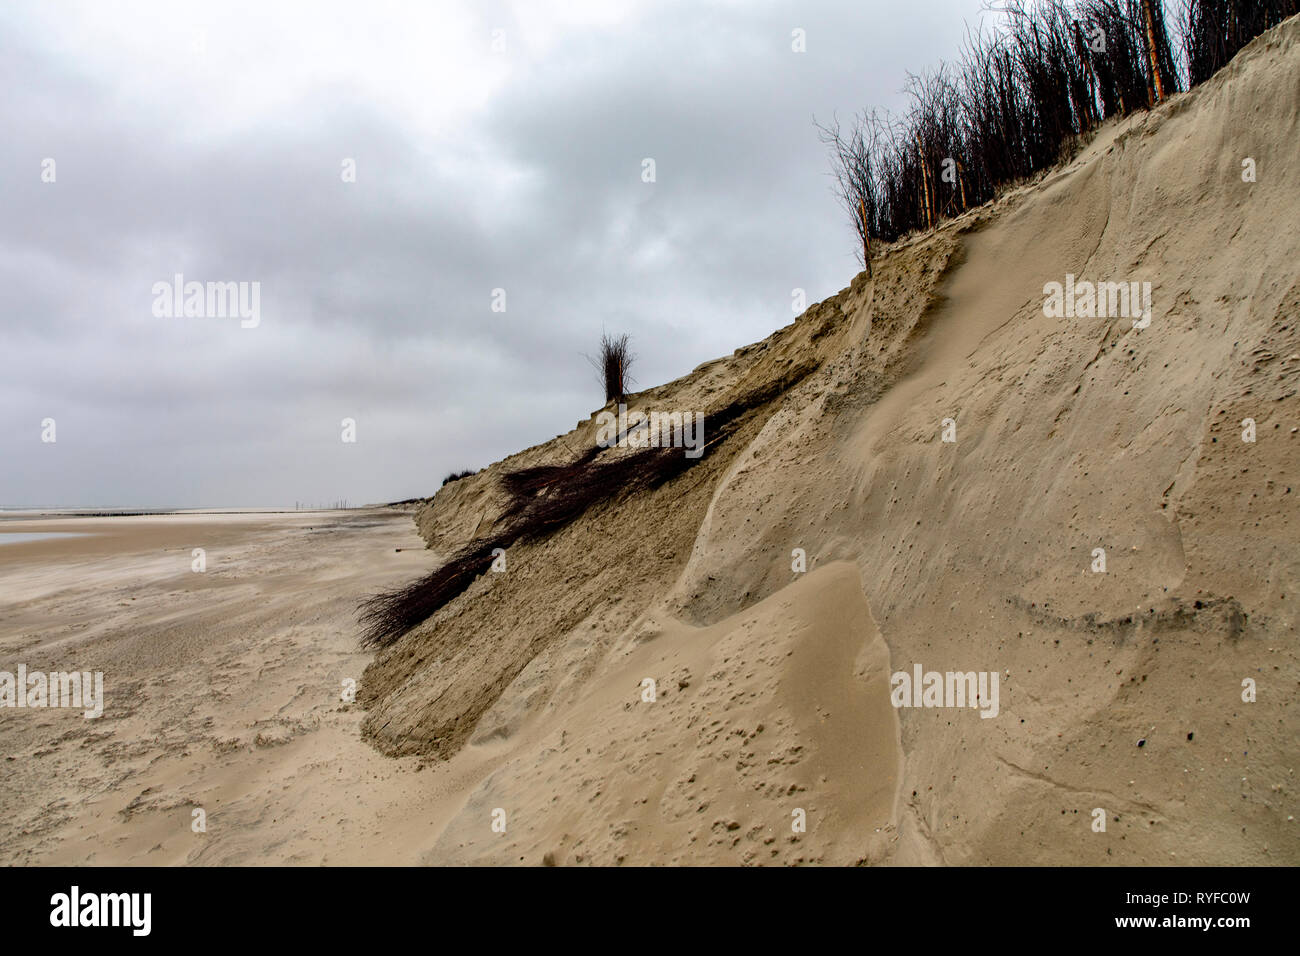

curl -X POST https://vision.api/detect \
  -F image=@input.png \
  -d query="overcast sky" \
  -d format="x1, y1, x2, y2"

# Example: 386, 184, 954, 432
1, 0, 984, 509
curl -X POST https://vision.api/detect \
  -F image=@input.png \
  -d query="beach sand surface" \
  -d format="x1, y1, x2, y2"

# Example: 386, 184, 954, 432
0, 511, 471, 865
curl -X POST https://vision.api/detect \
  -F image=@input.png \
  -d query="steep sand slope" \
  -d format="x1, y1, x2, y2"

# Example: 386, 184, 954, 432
425, 563, 900, 865
364, 18, 1300, 865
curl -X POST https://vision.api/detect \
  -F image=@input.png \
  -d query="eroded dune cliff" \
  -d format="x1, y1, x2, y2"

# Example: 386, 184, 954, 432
361, 18, 1300, 865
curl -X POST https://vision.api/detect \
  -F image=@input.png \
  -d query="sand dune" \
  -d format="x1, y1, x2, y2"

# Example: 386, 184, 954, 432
422, 562, 900, 865
365, 17, 1300, 865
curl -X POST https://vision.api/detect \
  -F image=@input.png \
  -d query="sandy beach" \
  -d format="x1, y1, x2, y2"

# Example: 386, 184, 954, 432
0, 510, 457, 865
3, 10, 1298, 871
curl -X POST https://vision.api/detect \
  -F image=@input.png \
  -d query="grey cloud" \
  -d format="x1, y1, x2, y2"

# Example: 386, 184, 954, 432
1, 0, 977, 508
